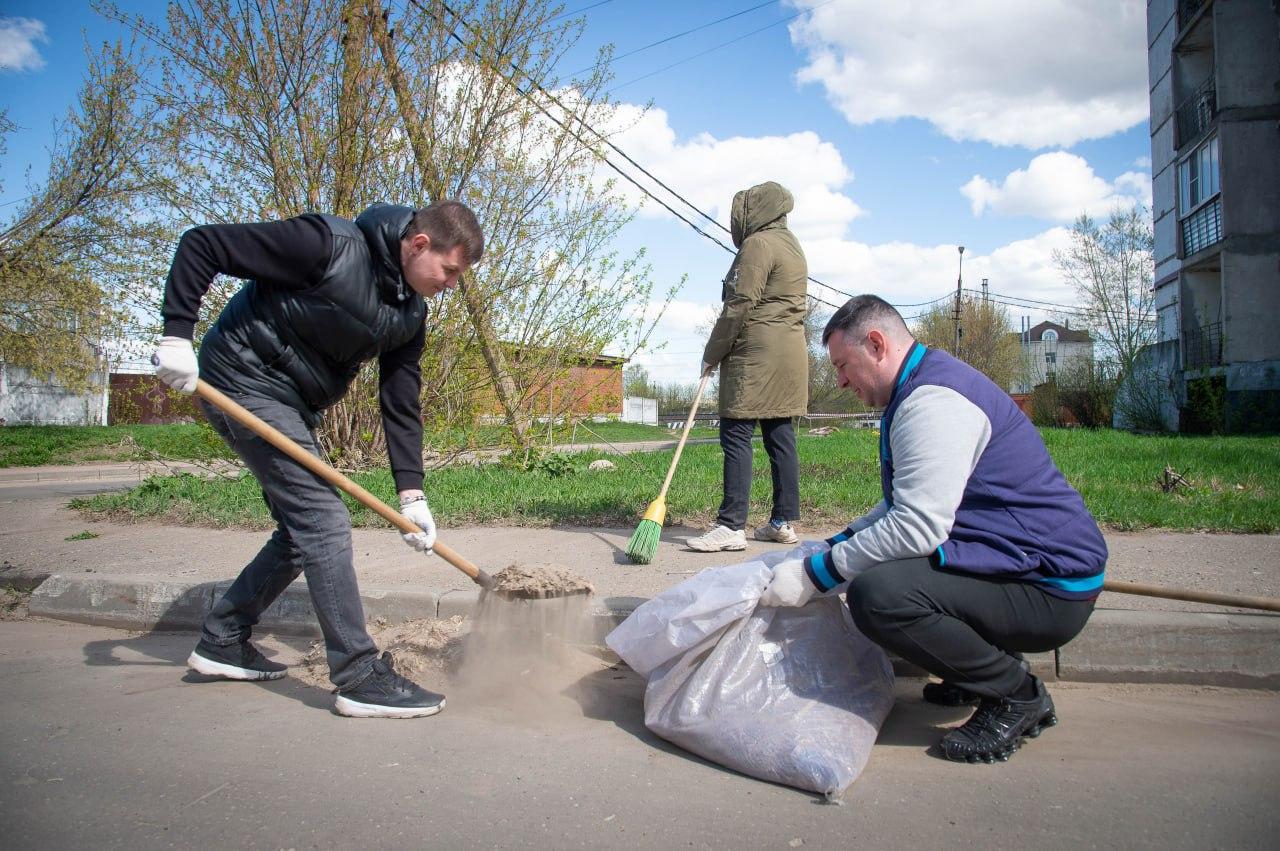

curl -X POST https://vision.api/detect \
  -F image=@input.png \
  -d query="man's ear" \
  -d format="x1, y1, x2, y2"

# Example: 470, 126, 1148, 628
866, 328, 887, 360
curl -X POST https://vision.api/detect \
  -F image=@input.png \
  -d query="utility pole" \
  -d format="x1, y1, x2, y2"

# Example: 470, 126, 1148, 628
954, 246, 965, 353
982, 277, 989, 304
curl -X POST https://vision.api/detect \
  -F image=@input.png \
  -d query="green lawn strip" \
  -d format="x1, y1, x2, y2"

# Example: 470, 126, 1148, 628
72, 429, 1279, 534
2, 421, 715, 469
0, 424, 234, 467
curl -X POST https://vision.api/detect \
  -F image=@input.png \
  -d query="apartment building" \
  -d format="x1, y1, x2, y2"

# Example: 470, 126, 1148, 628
1144, 0, 1280, 431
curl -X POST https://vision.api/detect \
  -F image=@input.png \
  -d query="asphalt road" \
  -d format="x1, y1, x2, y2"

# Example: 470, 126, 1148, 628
2, 619, 1277, 850
0, 479, 139, 500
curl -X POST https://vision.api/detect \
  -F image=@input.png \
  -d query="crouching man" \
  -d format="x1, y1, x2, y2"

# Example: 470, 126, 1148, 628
761, 295, 1106, 763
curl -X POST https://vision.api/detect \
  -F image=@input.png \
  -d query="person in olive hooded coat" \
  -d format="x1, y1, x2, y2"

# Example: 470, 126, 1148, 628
689, 181, 809, 553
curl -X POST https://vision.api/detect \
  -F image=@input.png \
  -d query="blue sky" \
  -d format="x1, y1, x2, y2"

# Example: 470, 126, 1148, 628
1, 1, 1153, 384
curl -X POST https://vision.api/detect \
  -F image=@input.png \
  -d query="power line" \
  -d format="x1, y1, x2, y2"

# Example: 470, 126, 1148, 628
417, 0, 858, 303
608, 0, 838, 94
569, 0, 777, 78
546, 0, 620, 25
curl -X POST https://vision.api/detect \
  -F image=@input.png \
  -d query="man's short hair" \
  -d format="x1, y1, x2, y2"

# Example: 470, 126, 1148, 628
406, 201, 485, 265
821, 294, 910, 346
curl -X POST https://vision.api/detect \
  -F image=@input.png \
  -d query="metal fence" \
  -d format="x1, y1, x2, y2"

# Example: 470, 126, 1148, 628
1184, 321, 1224, 369
1181, 197, 1222, 256
1175, 76, 1216, 147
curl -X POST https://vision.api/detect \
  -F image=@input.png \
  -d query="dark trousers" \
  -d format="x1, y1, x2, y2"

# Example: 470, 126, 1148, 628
715, 416, 799, 531
847, 558, 1094, 699
199, 395, 377, 688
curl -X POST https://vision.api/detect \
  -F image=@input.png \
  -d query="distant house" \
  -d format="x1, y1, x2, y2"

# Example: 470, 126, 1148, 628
1008, 321, 1094, 395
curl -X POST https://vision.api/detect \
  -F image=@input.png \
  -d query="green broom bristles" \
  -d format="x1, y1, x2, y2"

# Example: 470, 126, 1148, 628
625, 517, 662, 564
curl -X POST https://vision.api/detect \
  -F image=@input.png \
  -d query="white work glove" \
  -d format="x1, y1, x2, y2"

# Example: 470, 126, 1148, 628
760, 558, 816, 608
399, 497, 436, 555
153, 336, 198, 393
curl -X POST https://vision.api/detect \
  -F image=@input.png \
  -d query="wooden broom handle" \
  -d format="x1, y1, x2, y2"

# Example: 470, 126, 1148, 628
195, 380, 491, 588
656, 373, 711, 501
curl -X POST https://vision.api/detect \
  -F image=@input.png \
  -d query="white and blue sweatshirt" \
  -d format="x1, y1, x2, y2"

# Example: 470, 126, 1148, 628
804, 342, 1108, 601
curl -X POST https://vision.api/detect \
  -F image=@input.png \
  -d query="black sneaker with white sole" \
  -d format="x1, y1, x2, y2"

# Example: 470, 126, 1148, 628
333, 652, 445, 719
188, 637, 287, 681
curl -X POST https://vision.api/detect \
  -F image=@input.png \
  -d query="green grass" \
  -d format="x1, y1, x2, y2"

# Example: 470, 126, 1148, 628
0, 420, 713, 469
73, 428, 1280, 534
0, 424, 234, 467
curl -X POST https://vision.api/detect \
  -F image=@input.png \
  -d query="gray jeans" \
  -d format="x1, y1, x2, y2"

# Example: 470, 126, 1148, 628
199, 395, 376, 688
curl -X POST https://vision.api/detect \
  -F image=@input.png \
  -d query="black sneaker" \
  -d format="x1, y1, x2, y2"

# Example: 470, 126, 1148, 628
333, 652, 445, 719
938, 676, 1058, 763
188, 637, 287, 681
923, 680, 980, 706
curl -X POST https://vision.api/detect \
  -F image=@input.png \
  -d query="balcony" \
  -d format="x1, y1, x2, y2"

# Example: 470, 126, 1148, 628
1175, 76, 1217, 148
1184, 321, 1223, 369
1178, 0, 1210, 31
1180, 197, 1222, 257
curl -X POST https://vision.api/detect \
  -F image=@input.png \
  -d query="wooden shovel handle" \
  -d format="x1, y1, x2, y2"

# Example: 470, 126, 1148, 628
195, 380, 492, 589
1103, 579, 1280, 613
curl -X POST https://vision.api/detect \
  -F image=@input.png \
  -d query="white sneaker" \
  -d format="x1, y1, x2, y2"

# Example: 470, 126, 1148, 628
687, 525, 748, 552
754, 521, 798, 544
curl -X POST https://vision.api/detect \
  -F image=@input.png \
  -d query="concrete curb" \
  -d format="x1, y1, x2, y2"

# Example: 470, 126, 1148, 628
21, 573, 1280, 689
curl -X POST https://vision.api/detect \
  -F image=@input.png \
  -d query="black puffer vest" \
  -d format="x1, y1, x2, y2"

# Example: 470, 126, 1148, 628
198, 204, 426, 427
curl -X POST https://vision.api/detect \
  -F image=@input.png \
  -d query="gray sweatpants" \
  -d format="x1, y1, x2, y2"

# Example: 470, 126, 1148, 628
199, 394, 377, 688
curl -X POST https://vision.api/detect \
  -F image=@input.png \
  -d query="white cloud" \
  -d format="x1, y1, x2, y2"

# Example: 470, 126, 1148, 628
601, 102, 866, 243
789, 0, 1148, 149
960, 152, 1151, 221
0, 17, 47, 72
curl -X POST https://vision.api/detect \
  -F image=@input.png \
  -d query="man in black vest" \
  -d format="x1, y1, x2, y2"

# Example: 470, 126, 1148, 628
153, 201, 483, 718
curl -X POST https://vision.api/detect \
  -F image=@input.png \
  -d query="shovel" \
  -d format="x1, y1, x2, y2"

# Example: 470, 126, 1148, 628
194, 379, 498, 593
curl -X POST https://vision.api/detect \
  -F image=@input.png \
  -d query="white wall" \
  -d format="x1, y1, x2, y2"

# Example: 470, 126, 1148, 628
622, 396, 657, 425
0, 363, 109, 426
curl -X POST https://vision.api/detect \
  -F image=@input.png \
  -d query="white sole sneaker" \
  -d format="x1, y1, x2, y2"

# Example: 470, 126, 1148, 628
187, 650, 287, 681
754, 525, 799, 544
686, 532, 749, 552
333, 695, 445, 719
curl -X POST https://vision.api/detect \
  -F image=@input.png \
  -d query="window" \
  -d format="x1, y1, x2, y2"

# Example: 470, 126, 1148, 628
1045, 351, 1057, 365
1179, 135, 1220, 213
1042, 329, 1058, 343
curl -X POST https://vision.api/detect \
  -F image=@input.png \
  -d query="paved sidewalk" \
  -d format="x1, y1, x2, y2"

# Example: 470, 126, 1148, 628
3, 466, 1278, 687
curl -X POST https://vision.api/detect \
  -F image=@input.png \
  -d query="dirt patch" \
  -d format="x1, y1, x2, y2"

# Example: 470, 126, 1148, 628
0, 587, 30, 621
490, 564, 594, 598
294, 615, 466, 689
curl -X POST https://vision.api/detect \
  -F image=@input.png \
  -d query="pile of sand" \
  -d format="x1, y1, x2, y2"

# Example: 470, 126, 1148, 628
490, 564, 594, 598
295, 615, 466, 689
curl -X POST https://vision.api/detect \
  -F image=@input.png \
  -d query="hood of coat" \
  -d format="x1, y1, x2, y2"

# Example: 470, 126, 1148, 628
730, 181, 794, 248
355, 202, 416, 303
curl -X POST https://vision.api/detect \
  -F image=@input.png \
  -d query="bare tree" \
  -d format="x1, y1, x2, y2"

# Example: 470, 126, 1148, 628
102, 0, 674, 460
0, 42, 171, 389
1053, 207, 1155, 373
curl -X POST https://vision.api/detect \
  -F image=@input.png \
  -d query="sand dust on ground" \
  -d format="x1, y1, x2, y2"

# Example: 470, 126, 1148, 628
293, 595, 617, 726
294, 615, 467, 689
490, 564, 594, 598
0, 588, 29, 621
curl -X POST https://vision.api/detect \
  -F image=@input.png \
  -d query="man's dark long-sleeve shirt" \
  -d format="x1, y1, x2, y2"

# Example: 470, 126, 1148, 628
161, 215, 427, 492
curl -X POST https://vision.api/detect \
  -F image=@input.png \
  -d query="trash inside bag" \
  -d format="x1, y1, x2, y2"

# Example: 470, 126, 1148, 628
607, 543, 895, 798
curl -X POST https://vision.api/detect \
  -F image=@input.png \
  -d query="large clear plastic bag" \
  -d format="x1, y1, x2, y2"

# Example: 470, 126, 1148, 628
606, 543, 895, 798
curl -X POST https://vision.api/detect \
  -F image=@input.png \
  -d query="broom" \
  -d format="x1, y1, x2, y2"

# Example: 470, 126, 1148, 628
625, 372, 712, 564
